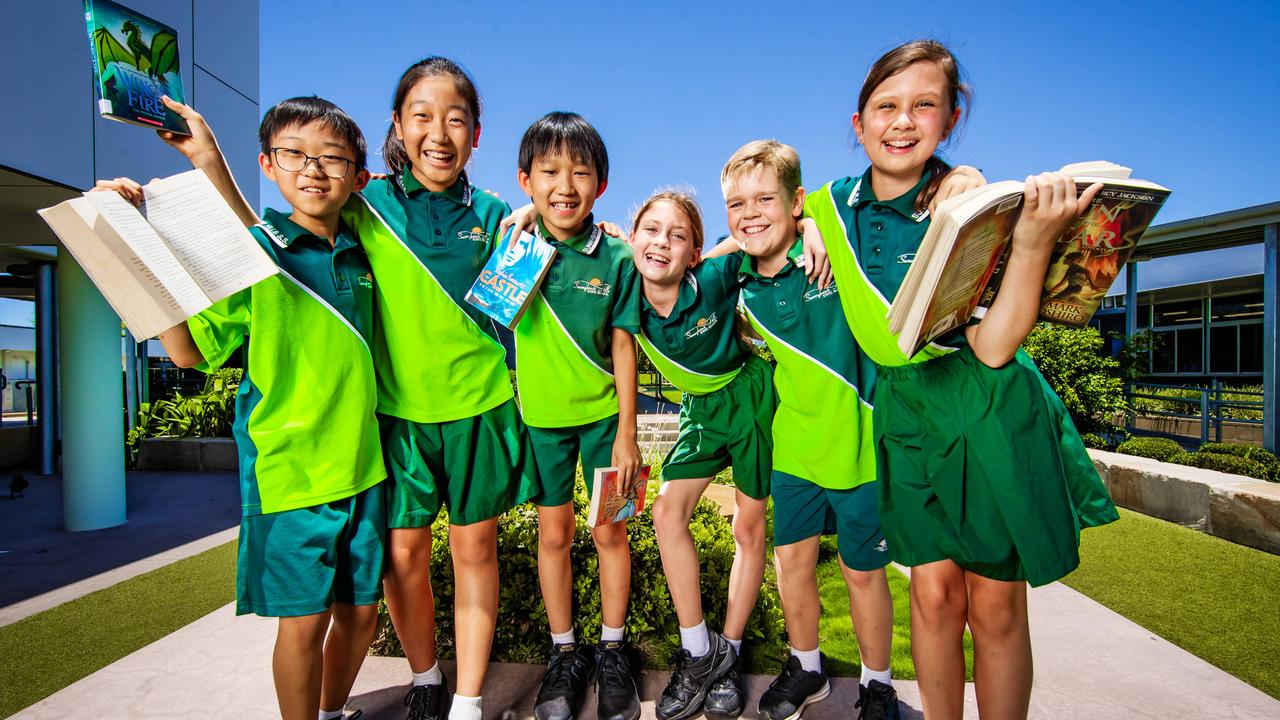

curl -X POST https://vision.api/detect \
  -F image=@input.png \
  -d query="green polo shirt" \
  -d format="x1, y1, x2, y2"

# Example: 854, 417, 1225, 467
514, 216, 641, 428
187, 209, 383, 516
341, 170, 514, 423
804, 163, 963, 366
635, 253, 750, 396
737, 242, 875, 490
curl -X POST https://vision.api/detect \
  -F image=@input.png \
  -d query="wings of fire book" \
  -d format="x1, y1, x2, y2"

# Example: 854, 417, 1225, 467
84, 0, 190, 134
466, 226, 557, 329
887, 161, 1170, 357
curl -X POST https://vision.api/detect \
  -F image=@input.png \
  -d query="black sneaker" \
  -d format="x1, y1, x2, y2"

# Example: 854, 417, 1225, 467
656, 631, 737, 720
403, 676, 448, 720
595, 639, 641, 720
535, 642, 596, 720
703, 651, 745, 717
757, 655, 830, 720
855, 679, 901, 720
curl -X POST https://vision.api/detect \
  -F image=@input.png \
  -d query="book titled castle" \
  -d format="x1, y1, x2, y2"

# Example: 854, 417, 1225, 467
586, 466, 651, 528
466, 226, 557, 329
84, 0, 190, 134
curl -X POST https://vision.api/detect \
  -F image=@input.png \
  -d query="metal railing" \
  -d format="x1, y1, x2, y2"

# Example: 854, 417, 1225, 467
3, 380, 38, 427
1126, 381, 1264, 444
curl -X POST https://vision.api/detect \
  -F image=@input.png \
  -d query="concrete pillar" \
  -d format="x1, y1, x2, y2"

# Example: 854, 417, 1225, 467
56, 254, 126, 531
1125, 261, 1139, 341
34, 263, 56, 476
1264, 224, 1277, 454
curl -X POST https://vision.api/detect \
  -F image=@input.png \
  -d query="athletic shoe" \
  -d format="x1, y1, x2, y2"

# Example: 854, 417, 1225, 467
757, 654, 830, 720
855, 679, 901, 720
595, 639, 641, 720
403, 676, 448, 720
535, 642, 595, 720
655, 631, 737, 720
703, 652, 745, 717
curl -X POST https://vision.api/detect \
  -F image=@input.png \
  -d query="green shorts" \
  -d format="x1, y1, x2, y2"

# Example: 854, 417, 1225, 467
662, 355, 776, 500
771, 470, 889, 571
874, 347, 1118, 587
381, 398, 539, 528
528, 414, 619, 507
236, 481, 386, 617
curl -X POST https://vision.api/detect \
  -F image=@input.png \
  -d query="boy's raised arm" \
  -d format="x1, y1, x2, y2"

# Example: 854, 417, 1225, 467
158, 95, 259, 228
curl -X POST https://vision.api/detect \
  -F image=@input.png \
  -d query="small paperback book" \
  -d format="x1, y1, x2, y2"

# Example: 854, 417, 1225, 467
587, 465, 651, 528
84, 0, 190, 134
38, 169, 278, 339
465, 226, 557, 329
887, 161, 1170, 357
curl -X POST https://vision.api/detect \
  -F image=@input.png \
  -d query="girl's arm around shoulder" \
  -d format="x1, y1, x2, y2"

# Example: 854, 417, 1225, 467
610, 328, 642, 489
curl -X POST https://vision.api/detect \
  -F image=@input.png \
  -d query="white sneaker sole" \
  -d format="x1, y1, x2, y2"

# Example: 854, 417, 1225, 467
758, 680, 830, 720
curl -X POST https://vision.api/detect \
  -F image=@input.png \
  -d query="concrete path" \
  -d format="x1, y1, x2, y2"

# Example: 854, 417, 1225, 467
15, 578, 1280, 719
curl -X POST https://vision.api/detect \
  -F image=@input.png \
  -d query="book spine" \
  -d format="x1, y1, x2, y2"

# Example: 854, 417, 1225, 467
84, 0, 101, 93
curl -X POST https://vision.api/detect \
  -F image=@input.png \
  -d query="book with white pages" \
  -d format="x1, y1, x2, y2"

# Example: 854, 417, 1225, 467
37, 169, 278, 339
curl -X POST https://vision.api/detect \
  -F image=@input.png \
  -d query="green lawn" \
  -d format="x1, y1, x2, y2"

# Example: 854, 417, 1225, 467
1063, 508, 1280, 699
0, 541, 237, 717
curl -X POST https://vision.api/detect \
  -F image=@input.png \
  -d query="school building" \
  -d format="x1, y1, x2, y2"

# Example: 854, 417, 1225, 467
0, 1, 259, 531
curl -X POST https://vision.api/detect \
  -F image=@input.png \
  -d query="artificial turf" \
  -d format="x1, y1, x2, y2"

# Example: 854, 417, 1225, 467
0, 541, 237, 717
1062, 508, 1280, 700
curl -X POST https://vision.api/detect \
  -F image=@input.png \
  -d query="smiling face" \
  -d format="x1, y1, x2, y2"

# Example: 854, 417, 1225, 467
259, 120, 368, 222
723, 165, 803, 263
518, 149, 601, 240
853, 60, 959, 197
630, 199, 700, 286
393, 75, 477, 191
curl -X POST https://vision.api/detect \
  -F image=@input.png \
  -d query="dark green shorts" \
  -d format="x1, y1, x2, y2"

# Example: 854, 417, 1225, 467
662, 355, 775, 500
874, 347, 1118, 587
236, 481, 386, 617
380, 398, 539, 528
528, 414, 619, 507
771, 470, 889, 571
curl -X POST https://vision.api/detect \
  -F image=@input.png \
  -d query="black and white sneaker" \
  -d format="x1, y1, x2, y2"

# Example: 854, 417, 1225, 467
595, 639, 641, 720
535, 642, 595, 720
655, 631, 737, 720
756, 655, 830, 720
855, 679, 901, 720
703, 649, 745, 718
403, 675, 448, 720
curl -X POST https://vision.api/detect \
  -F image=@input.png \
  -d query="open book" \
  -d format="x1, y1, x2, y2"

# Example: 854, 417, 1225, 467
586, 465, 651, 528
38, 170, 278, 339
466, 226, 557, 329
887, 161, 1170, 357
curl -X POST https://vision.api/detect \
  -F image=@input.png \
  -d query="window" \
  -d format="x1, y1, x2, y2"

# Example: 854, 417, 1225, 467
1210, 325, 1238, 374
1210, 292, 1265, 323
1154, 299, 1203, 326
1176, 327, 1203, 373
1240, 323, 1263, 373
1152, 329, 1175, 373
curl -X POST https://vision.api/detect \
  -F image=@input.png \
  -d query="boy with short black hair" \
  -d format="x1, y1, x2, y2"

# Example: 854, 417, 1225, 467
97, 95, 385, 720
513, 111, 643, 720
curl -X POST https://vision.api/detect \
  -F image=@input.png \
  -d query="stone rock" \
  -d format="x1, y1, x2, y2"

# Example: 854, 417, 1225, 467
1209, 482, 1280, 554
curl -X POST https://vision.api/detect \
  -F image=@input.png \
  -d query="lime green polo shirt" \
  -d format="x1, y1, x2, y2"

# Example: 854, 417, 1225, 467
340, 170, 515, 423
514, 216, 641, 428
737, 242, 875, 490
635, 253, 750, 396
187, 209, 384, 516
804, 162, 964, 367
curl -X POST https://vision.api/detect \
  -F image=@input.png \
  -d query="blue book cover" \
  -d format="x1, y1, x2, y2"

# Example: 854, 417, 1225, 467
466, 226, 557, 329
84, 0, 190, 135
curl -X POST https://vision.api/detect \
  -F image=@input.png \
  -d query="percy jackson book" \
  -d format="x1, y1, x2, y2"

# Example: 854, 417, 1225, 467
887, 161, 1170, 357
466, 226, 557, 329
586, 465, 651, 528
84, 0, 190, 134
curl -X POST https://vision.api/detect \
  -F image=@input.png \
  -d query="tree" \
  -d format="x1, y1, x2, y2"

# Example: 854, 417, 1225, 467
1021, 324, 1127, 434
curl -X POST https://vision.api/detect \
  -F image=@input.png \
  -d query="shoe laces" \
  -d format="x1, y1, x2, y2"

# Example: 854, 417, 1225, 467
664, 649, 699, 697
769, 658, 806, 695
854, 682, 893, 720
543, 646, 591, 693
596, 644, 633, 691
403, 684, 440, 720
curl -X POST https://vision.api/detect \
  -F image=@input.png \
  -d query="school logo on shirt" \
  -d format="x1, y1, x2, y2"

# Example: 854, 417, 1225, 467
875, 539, 888, 553
457, 226, 491, 243
684, 313, 719, 340
803, 282, 839, 303
356, 273, 373, 289
573, 278, 612, 296
897, 253, 916, 265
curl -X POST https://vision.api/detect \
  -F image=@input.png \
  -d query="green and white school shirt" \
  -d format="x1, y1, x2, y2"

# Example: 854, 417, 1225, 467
514, 217, 641, 428
187, 209, 383, 516
341, 169, 514, 423
737, 242, 875, 489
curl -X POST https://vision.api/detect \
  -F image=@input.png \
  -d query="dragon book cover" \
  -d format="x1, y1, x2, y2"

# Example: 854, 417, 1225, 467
84, 0, 189, 134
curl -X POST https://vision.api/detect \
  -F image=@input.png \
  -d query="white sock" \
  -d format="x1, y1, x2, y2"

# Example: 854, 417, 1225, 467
449, 694, 482, 720
318, 709, 343, 720
601, 623, 626, 643
860, 659, 892, 686
791, 646, 822, 673
725, 636, 743, 655
680, 620, 711, 658
551, 628, 576, 647
412, 662, 443, 686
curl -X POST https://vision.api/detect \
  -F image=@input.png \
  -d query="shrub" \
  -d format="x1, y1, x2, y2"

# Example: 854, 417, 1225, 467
1198, 443, 1280, 482
1021, 324, 1127, 434
1080, 433, 1108, 450
1171, 451, 1272, 481
371, 480, 787, 668
1116, 437, 1184, 463
126, 368, 241, 452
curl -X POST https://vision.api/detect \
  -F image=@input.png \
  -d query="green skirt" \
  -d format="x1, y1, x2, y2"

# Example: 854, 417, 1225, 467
873, 347, 1117, 587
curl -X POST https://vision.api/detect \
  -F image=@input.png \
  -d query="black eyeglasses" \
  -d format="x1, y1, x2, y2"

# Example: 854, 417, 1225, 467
269, 147, 356, 179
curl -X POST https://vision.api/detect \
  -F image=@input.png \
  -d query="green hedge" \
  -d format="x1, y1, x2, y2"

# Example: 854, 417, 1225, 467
1169, 452, 1272, 482
1080, 433, 1108, 450
1198, 443, 1280, 482
371, 484, 787, 668
1116, 437, 1184, 463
